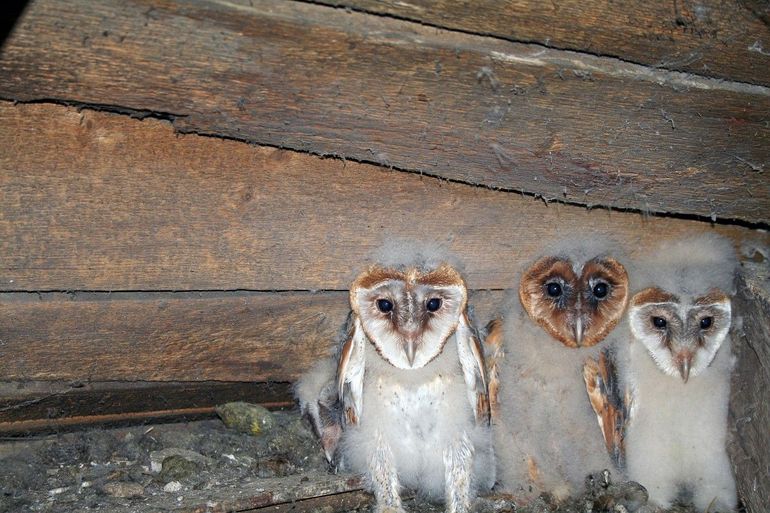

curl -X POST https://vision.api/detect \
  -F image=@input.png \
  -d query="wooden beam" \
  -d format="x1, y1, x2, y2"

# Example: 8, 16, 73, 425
7, 469, 367, 513
1, 103, 766, 292
0, 381, 292, 434
0, 292, 352, 382
318, 0, 770, 87
0, 0, 767, 223
729, 261, 770, 513
0, 290, 500, 383
165, 473, 367, 513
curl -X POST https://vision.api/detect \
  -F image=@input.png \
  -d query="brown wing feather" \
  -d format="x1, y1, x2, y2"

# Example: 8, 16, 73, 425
583, 349, 628, 468
471, 329, 491, 424
336, 317, 365, 427
482, 318, 504, 423
457, 311, 491, 426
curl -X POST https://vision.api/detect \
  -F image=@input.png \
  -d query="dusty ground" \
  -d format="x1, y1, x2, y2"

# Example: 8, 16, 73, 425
0, 406, 711, 513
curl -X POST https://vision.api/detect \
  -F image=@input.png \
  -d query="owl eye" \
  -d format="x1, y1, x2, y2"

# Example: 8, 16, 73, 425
592, 281, 609, 299
651, 316, 667, 329
546, 282, 562, 298
376, 299, 394, 313
426, 297, 442, 312
700, 316, 713, 330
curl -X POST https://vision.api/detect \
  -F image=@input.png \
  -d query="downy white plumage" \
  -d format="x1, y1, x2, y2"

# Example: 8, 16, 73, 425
616, 234, 738, 512
488, 238, 629, 501
296, 256, 493, 513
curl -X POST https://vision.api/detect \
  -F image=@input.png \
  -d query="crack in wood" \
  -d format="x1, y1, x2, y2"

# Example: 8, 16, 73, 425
3, 97, 767, 230
296, 0, 770, 91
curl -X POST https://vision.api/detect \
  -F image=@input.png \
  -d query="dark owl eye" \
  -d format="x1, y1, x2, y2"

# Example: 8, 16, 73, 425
700, 316, 713, 330
426, 297, 442, 312
652, 316, 667, 329
376, 299, 393, 313
592, 282, 609, 299
546, 282, 562, 298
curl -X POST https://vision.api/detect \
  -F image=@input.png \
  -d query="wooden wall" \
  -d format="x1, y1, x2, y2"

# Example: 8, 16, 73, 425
0, 0, 767, 454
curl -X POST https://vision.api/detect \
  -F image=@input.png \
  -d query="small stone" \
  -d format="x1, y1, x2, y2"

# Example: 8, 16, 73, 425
163, 481, 183, 493
158, 455, 200, 482
149, 448, 213, 473
215, 402, 276, 436
254, 455, 297, 478
101, 481, 144, 498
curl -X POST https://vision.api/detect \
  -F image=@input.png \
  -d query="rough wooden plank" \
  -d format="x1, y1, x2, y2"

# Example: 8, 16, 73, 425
1, 103, 766, 291
3, 467, 367, 513
0, 381, 292, 434
320, 0, 770, 87
172, 473, 366, 513
729, 261, 770, 513
0, 1, 768, 224
172, 472, 364, 513
0, 292, 350, 382
0, 290, 500, 382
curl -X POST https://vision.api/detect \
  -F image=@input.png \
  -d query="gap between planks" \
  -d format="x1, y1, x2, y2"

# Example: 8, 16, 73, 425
1, 97, 767, 231
292, 0, 770, 92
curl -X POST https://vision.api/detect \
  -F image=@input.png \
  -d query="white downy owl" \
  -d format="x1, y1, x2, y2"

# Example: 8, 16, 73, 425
486, 239, 630, 502
614, 234, 739, 512
297, 261, 494, 513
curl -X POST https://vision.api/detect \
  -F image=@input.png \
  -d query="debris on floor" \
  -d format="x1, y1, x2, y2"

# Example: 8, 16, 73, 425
0, 405, 707, 512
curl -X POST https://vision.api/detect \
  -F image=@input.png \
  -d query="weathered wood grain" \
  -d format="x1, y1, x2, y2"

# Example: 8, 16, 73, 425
3, 467, 367, 513
729, 261, 770, 513
1, 103, 766, 291
0, 0, 768, 223
0, 381, 292, 434
174, 472, 365, 513
319, 0, 770, 87
0, 289, 501, 382
0, 292, 350, 382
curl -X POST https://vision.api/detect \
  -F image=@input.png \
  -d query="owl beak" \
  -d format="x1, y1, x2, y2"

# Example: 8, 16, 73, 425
405, 339, 417, 367
676, 352, 693, 383
573, 317, 584, 347
402, 325, 420, 367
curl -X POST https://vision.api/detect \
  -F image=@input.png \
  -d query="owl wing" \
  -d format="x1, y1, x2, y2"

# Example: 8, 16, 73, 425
337, 315, 367, 426
316, 380, 345, 464
456, 311, 491, 426
583, 349, 631, 469
481, 318, 503, 423
294, 358, 343, 463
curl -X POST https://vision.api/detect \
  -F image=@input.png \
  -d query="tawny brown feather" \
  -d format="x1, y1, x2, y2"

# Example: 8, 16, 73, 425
482, 318, 504, 422
583, 350, 629, 468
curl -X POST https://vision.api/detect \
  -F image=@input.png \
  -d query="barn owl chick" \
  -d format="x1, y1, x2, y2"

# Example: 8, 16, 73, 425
300, 262, 494, 513
487, 239, 629, 502
616, 234, 738, 512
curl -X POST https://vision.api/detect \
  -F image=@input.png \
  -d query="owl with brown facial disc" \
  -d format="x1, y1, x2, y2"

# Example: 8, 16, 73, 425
297, 260, 494, 513
486, 238, 629, 502
614, 234, 738, 512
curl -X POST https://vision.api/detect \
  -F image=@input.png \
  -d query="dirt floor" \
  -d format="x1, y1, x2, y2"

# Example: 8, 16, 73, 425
0, 405, 708, 513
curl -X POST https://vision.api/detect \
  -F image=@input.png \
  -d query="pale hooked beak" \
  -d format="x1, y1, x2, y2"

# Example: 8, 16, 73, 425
677, 352, 693, 383
573, 317, 584, 347
402, 328, 420, 367
405, 340, 417, 367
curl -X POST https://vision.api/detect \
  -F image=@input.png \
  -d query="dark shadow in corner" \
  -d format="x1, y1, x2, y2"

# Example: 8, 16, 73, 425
1, 1, 31, 47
